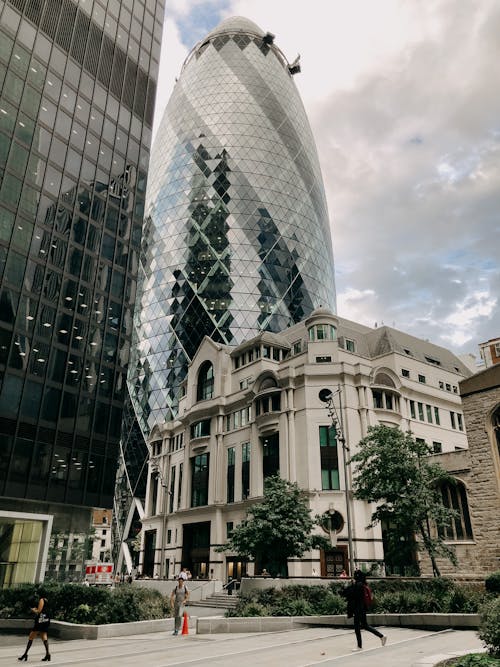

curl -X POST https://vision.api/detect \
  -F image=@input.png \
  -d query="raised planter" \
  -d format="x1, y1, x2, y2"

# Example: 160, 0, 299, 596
196, 613, 480, 634
0, 617, 195, 640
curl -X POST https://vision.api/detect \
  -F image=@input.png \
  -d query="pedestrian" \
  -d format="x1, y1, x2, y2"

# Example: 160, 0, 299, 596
339, 569, 348, 578
170, 576, 189, 636
340, 569, 386, 652
18, 588, 51, 662
178, 567, 188, 580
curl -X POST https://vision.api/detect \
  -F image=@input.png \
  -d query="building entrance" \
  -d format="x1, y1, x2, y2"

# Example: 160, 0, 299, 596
321, 546, 348, 577
182, 521, 210, 578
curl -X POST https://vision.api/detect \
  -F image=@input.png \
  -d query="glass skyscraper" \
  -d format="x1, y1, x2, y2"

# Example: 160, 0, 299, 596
131, 16, 336, 432
0, 0, 163, 582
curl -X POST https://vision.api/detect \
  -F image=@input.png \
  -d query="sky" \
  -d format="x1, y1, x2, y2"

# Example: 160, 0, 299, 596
152, 0, 500, 361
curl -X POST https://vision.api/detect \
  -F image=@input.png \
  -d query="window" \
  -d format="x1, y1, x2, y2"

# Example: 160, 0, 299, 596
197, 361, 214, 401
438, 480, 473, 540
319, 425, 340, 490
242, 442, 250, 499
262, 433, 279, 479
418, 374, 426, 384
190, 419, 210, 439
177, 463, 183, 509
227, 447, 235, 503
100, 539, 106, 547
446, 383, 451, 392
167, 529, 172, 544
191, 453, 209, 507
418, 402, 424, 420
292, 340, 302, 355
434, 407, 440, 425
309, 323, 336, 341
402, 369, 410, 378
426, 405, 433, 422
425, 356, 441, 366
439, 381, 444, 390
226, 522, 234, 538
169, 466, 176, 513
410, 400, 416, 419
256, 392, 281, 415
344, 339, 355, 352
450, 411, 463, 430
432, 441, 442, 453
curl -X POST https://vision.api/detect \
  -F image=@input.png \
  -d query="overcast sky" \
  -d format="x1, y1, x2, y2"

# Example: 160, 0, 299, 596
152, 0, 500, 360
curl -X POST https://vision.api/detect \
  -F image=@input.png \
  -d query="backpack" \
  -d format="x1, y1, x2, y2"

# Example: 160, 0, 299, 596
362, 583, 373, 609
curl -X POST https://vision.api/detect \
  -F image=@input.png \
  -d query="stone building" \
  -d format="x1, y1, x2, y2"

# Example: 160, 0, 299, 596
139, 309, 474, 581
453, 364, 500, 576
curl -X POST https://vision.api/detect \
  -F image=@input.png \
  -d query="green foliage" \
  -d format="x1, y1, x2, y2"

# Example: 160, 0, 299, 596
438, 654, 500, 667
217, 476, 327, 576
479, 597, 500, 657
228, 579, 489, 618
350, 425, 460, 576
0, 584, 170, 625
485, 572, 500, 595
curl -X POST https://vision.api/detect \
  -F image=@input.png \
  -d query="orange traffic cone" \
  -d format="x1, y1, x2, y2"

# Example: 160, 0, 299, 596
181, 612, 189, 635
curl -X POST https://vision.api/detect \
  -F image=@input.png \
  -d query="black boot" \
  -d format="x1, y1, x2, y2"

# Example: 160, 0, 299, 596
18, 639, 32, 660
41, 640, 50, 661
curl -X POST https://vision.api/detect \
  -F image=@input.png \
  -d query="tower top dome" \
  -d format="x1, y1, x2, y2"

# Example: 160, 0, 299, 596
205, 16, 265, 41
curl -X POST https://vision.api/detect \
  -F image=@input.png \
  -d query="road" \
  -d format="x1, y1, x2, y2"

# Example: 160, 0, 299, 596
0, 626, 485, 667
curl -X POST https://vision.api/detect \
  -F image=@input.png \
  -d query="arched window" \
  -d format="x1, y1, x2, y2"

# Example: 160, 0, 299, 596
493, 406, 500, 459
374, 373, 395, 387
197, 361, 214, 401
438, 480, 473, 540
259, 376, 278, 391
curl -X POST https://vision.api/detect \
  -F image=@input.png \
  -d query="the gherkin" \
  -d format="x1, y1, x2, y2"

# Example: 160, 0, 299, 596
131, 16, 336, 430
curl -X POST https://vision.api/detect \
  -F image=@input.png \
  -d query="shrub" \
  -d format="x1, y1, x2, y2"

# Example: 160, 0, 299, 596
478, 597, 500, 657
271, 598, 313, 616
0, 584, 170, 625
485, 572, 500, 595
439, 654, 500, 667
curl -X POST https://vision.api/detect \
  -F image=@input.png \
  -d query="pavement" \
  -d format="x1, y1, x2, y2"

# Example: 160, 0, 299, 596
0, 626, 486, 666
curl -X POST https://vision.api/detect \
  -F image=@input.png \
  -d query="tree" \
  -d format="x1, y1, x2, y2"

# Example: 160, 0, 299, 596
218, 476, 328, 577
350, 425, 458, 577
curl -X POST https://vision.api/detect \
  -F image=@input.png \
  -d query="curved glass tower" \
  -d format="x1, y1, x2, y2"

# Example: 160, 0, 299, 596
132, 16, 336, 430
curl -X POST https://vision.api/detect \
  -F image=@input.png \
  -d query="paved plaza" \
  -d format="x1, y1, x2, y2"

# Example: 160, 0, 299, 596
0, 626, 485, 667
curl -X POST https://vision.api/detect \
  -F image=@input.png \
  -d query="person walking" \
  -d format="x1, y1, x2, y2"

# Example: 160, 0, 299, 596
170, 576, 189, 636
341, 569, 386, 652
18, 589, 51, 661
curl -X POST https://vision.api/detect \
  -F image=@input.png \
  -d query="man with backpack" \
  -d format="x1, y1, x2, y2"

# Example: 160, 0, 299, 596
340, 569, 387, 651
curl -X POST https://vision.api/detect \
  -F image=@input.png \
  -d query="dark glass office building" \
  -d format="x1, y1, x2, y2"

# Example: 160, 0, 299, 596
0, 0, 164, 581
131, 16, 336, 432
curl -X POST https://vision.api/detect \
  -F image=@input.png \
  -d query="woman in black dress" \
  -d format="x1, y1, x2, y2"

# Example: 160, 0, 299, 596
18, 589, 51, 661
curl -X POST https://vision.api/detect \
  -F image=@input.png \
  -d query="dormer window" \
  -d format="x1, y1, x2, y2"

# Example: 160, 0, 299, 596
308, 323, 336, 341
197, 361, 214, 401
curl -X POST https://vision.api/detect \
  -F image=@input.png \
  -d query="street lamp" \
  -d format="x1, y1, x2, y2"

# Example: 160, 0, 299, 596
319, 387, 355, 576
150, 460, 170, 579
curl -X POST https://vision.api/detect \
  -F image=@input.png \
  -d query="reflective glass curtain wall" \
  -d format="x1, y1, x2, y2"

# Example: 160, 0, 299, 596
132, 16, 336, 431
0, 0, 164, 510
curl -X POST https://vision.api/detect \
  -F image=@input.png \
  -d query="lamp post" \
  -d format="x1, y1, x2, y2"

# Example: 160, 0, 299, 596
319, 387, 355, 576
151, 459, 170, 579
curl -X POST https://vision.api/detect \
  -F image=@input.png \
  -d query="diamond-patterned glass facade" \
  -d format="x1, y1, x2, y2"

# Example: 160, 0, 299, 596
131, 16, 336, 430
